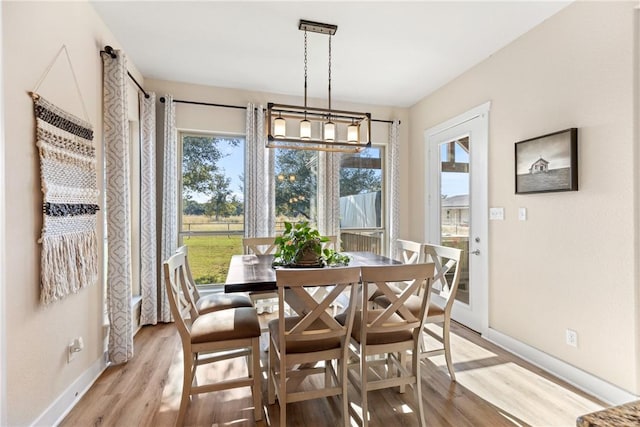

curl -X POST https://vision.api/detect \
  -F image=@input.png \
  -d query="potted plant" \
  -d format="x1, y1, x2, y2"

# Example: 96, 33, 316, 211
273, 221, 350, 267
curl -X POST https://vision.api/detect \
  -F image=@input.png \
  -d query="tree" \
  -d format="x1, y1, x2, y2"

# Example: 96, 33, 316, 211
340, 167, 381, 197
181, 135, 241, 199
205, 173, 233, 220
183, 198, 205, 215
275, 150, 317, 219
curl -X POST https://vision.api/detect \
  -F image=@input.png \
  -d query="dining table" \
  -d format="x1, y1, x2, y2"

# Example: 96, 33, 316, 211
224, 251, 400, 294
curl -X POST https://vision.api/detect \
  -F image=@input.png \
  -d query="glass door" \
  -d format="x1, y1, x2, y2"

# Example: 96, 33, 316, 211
426, 103, 489, 333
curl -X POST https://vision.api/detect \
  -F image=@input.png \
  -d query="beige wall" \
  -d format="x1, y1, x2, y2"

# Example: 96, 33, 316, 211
2, 1, 139, 424
409, 1, 638, 394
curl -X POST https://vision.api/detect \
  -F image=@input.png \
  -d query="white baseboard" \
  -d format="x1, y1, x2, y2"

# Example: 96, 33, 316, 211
31, 352, 108, 427
484, 328, 638, 406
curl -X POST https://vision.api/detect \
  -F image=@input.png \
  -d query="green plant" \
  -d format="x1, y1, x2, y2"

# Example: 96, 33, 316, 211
273, 221, 350, 267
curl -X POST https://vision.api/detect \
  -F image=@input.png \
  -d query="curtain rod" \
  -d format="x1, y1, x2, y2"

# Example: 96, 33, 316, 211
159, 96, 399, 124
100, 46, 150, 99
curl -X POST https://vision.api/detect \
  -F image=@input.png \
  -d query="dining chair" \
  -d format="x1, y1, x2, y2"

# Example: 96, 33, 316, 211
374, 243, 462, 381
396, 239, 424, 264
343, 263, 435, 427
420, 243, 462, 381
267, 266, 360, 427
243, 237, 279, 314
368, 239, 424, 306
176, 245, 253, 315
163, 251, 262, 426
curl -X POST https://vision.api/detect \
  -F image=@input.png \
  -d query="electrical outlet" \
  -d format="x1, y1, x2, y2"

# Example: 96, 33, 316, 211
566, 329, 578, 348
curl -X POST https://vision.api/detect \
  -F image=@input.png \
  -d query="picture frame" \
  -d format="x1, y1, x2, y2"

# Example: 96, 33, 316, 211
515, 128, 578, 194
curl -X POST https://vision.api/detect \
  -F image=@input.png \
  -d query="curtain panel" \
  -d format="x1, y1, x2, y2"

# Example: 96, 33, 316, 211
318, 151, 341, 239
159, 95, 177, 322
139, 92, 161, 326
388, 120, 400, 259
245, 104, 273, 238
102, 49, 133, 364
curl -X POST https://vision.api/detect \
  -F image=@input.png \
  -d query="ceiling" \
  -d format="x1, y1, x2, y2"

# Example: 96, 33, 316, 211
91, 1, 571, 108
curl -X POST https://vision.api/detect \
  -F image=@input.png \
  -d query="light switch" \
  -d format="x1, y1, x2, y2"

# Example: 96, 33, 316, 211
519, 207, 527, 221
489, 207, 504, 220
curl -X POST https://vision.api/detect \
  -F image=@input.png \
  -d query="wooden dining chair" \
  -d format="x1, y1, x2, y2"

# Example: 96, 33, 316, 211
176, 245, 253, 315
368, 239, 424, 306
374, 244, 462, 381
396, 239, 424, 264
345, 263, 435, 427
421, 243, 462, 381
267, 266, 360, 427
163, 251, 262, 426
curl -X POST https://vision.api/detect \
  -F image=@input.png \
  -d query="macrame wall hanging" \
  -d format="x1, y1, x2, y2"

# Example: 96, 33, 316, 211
31, 45, 99, 304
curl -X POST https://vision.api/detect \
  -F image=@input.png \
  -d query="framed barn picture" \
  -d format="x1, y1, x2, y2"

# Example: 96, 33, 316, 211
515, 128, 578, 194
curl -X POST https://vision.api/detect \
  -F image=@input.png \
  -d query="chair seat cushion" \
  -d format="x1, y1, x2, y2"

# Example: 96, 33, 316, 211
268, 317, 342, 354
373, 294, 445, 319
336, 310, 413, 345
191, 307, 260, 344
196, 292, 253, 314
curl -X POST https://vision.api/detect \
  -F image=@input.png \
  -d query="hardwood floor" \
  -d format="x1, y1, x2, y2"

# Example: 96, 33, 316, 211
60, 316, 605, 426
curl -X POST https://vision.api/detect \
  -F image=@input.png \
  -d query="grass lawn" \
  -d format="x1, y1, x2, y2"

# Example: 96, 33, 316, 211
183, 235, 243, 284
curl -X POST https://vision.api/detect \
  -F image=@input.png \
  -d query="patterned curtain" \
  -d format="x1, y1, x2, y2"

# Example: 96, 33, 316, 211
317, 151, 341, 240
159, 95, 177, 322
245, 103, 273, 237
102, 49, 133, 364
388, 120, 400, 259
139, 92, 161, 326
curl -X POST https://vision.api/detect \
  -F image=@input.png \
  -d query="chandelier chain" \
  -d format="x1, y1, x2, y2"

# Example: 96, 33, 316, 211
304, 30, 308, 113
328, 34, 332, 112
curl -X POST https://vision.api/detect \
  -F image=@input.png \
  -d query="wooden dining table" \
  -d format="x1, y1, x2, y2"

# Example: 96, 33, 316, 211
224, 251, 400, 293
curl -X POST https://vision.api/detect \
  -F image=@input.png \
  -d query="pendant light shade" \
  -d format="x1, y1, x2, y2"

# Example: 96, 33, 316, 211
300, 119, 311, 140
323, 120, 336, 141
347, 121, 360, 143
274, 114, 286, 138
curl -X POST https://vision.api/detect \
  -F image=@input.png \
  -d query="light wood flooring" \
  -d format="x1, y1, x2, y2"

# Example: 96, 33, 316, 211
60, 316, 605, 426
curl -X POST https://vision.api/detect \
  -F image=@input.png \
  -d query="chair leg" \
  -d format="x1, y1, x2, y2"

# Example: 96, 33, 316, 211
413, 347, 426, 427
443, 318, 456, 382
268, 337, 276, 405
252, 338, 263, 421
361, 354, 369, 427
278, 349, 287, 427
399, 350, 407, 393
339, 357, 350, 427
176, 349, 193, 427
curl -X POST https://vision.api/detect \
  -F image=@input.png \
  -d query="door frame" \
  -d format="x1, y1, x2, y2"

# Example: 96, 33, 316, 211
424, 101, 490, 335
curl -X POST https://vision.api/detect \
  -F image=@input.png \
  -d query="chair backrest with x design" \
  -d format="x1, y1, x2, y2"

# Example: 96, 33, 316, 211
275, 267, 360, 347
243, 237, 278, 255
424, 244, 462, 312
361, 263, 435, 340
396, 239, 424, 265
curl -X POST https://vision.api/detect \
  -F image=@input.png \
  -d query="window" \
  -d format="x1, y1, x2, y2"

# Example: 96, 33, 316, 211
178, 132, 245, 286
339, 146, 385, 254
274, 148, 318, 231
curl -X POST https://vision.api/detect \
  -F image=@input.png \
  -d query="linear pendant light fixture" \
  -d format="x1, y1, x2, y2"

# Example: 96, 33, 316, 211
266, 19, 371, 153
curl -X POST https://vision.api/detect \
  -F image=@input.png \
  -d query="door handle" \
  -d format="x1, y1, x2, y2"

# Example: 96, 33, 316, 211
471, 249, 480, 255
